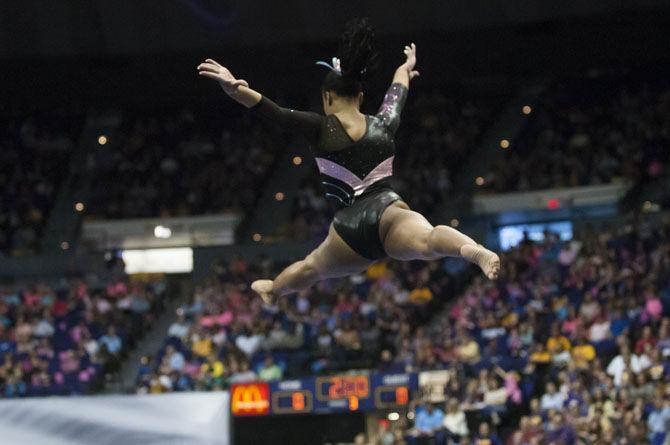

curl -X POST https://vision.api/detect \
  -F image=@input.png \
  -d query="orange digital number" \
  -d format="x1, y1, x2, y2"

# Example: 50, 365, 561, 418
328, 378, 343, 398
355, 377, 369, 397
327, 376, 370, 399
395, 387, 409, 405
292, 392, 305, 410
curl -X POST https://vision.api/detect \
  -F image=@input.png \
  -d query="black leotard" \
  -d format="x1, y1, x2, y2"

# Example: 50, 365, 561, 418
251, 82, 408, 259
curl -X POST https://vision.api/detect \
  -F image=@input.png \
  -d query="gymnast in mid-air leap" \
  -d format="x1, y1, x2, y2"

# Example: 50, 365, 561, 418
197, 18, 500, 303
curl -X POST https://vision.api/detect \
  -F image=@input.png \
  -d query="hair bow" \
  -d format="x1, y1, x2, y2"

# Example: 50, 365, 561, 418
315, 57, 341, 75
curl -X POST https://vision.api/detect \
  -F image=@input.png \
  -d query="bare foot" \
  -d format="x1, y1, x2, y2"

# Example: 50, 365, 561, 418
480, 247, 500, 280
460, 244, 500, 280
251, 279, 275, 305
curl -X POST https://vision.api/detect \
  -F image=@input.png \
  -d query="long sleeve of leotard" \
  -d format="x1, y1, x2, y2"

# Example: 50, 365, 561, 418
376, 83, 409, 134
250, 96, 323, 144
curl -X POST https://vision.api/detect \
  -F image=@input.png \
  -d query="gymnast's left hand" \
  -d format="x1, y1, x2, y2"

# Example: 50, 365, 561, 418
197, 59, 249, 94
402, 43, 420, 80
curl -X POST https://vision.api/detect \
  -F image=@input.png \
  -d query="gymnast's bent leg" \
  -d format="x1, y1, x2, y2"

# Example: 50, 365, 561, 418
251, 224, 374, 301
379, 202, 500, 279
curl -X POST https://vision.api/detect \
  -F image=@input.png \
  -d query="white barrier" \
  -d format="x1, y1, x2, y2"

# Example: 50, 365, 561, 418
82, 213, 242, 250
473, 182, 631, 214
0, 392, 230, 445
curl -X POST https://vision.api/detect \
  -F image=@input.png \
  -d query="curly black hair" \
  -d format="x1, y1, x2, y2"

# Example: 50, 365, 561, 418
321, 18, 378, 98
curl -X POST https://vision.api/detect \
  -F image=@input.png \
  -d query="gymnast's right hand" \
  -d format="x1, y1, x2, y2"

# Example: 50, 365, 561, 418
197, 59, 249, 94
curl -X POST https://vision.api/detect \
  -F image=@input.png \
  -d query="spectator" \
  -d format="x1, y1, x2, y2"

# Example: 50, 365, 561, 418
229, 360, 257, 384
98, 326, 123, 356
634, 325, 657, 355
606, 345, 644, 386
456, 334, 481, 365
647, 396, 670, 445
164, 345, 185, 372
544, 411, 575, 445
167, 312, 191, 340
443, 397, 469, 443
540, 382, 565, 411
258, 356, 283, 381
408, 403, 445, 445
235, 327, 264, 357
200, 354, 226, 389
473, 422, 501, 445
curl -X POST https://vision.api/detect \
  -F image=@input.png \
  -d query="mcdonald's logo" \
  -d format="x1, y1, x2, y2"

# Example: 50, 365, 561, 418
231, 383, 270, 416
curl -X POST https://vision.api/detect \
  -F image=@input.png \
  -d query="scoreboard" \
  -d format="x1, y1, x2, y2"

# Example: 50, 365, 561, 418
231, 372, 418, 416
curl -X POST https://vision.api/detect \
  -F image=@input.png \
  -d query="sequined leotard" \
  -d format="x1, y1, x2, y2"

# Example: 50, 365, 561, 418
251, 83, 408, 259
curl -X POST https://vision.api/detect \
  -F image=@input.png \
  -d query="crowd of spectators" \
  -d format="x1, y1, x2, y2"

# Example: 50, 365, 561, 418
360, 218, 670, 445
140, 215, 670, 444
0, 259, 166, 397
135, 255, 469, 393
0, 111, 81, 255
86, 106, 281, 219
290, 87, 500, 241
485, 72, 670, 193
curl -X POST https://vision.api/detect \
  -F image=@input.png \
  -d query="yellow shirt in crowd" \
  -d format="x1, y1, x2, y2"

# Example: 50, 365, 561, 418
572, 344, 596, 365
366, 262, 388, 280
192, 337, 213, 357
410, 287, 433, 304
201, 360, 225, 378
547, 335, 571, 352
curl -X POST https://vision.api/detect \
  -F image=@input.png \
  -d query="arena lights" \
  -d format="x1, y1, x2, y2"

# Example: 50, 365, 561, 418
74, 202, 85, 212
275, 192, 285, 201
522, 105, 532, 115
475, 176, 485, 186
292, 156, 303, 166
387, 412, 400, 421
252, 233, 262, 242
450, 218, 460, 228
60, 241, 69, 250
153, 225, 172, 239
500, 139, 510, 149
97, 135, 108, 146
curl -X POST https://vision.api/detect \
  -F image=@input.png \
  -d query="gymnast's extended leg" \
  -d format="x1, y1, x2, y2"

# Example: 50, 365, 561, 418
251, 224, 373, 302
379, 202, 500, 279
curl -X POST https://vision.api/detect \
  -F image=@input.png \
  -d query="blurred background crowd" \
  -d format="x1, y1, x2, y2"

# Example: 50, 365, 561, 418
2, 2, 670, 444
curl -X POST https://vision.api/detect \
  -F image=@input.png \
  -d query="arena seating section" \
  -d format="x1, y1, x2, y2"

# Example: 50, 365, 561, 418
0, 261, 166, 397
138, 219, 670, 444
0, 111, 81, 255
86, 108, 282, 219
484, 72, 670, 193
3, 70, 670, 444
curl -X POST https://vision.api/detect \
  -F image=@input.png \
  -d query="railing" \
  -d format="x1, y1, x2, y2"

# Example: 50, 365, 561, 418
81, 213, 242, 251
473, 182, 632, 214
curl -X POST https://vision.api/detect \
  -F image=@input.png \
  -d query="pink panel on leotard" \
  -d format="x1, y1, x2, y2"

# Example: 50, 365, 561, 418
315, 156, 395, 197
315, 157, 363, 189
356, 156, 394, 196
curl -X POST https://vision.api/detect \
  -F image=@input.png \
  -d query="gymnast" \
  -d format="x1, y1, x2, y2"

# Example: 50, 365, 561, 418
197, 18, 500, 303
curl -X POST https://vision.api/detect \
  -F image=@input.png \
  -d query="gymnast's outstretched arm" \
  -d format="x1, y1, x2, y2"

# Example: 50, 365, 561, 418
376, 43, 418, 133
391, 43, 420, 88
197, 58, 322, 140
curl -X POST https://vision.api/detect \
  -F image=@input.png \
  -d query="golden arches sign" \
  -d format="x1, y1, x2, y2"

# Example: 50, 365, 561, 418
231, 383, 270, 416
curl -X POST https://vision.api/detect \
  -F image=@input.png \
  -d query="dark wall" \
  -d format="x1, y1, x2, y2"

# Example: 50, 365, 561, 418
2, 10, 669, 112
233, 413, 365, 445
0, 0, 668, 57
